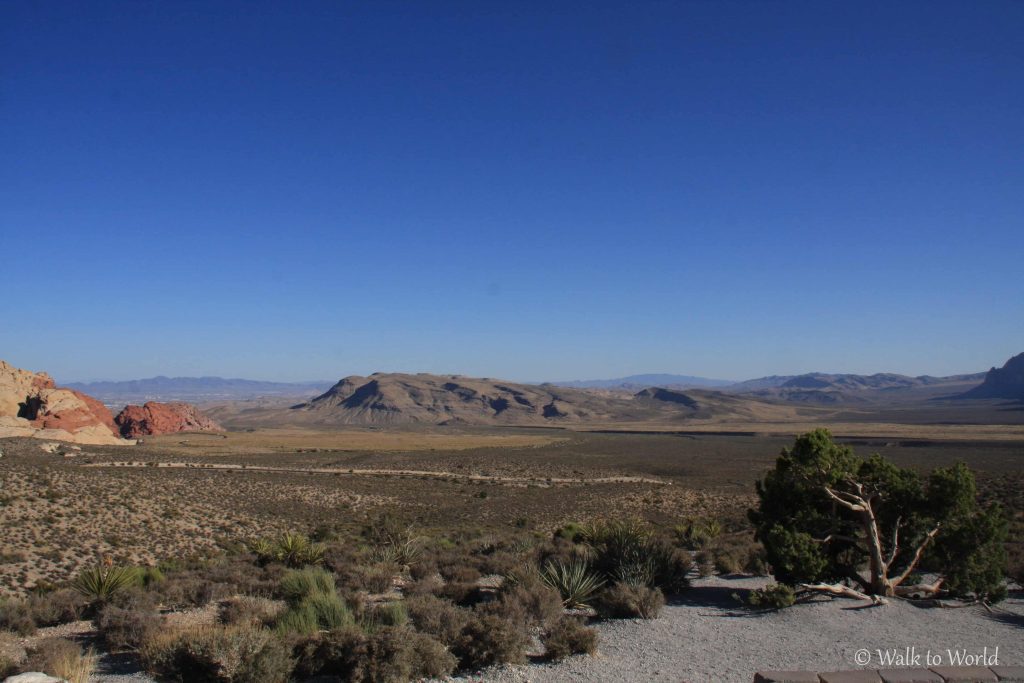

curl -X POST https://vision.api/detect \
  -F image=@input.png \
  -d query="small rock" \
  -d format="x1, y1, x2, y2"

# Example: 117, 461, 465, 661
4, 673, 65, 683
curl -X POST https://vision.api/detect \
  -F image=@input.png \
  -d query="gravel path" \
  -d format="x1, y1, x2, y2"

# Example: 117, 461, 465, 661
468, 576, 1024, 683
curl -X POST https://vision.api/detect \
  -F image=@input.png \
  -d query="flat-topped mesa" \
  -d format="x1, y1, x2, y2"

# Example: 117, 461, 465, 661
0, 359, 130, 445
114, 401, 223, 437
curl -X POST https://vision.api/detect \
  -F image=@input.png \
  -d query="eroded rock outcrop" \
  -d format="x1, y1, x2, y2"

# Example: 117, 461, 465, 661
0, 360, 129, 445
114, 401, 223, 437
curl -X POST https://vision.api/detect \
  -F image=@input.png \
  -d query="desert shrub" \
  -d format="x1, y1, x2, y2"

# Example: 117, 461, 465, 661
744, 583, 796, 610
555, 522, 586, 543
452, 613, 529, 670
477, 550, 519, 576
539, 558, 604, 608
275, 566, 352, 635
673, 517, 722, 550
594, 583, 664, 619
141, 623, 294, 683
642, 538, 692, 593
404, 594, 469, 647
694, 550, 714, 577
276, 590, 352, 635
279, 567, 335, 603
439, 564, 481, 584
542, 615, 598, 661
158, 574, 234, 608
70, 564, 141, 605
296, 625, 454, 682
0, 632, 25, 677
0, 598, 36, 635
436, 581, 486, 607
0, 655, 16, 679
363, 515, 424, 567
219, 596, 286, 627
362, 601, 408, 630
408, 559, 438, 582
402, 574, 444, 596
493, 573, 564, 628
358, 563, 399, 594
581, 520, 690, 594
24, 638, 96, 683
97, 602, 161, 651
407, 630, 458, 678
28, 588, 87, 627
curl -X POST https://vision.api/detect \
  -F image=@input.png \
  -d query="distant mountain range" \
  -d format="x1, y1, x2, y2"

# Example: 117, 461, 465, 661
65, 376, 334, 406
551, 374, 733, 390
64, 353, 1022, 410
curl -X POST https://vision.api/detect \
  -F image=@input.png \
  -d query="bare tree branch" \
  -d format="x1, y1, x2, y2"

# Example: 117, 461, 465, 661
800, 583, 887, 606
823, 486, 866, 512
893, 525, 942, 586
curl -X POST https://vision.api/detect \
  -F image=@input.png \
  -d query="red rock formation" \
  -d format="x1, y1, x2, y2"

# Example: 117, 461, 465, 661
115, 401, 223, 437
0, 359, 128, 445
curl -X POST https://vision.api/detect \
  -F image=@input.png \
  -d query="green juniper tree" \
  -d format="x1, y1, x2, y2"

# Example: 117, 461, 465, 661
750, 429, 1007, 603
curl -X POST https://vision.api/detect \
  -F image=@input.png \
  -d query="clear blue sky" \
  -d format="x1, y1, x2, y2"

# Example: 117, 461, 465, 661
2, 1, 1021, 383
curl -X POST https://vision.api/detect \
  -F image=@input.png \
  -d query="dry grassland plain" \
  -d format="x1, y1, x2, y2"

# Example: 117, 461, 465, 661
1, 424, 1022, 595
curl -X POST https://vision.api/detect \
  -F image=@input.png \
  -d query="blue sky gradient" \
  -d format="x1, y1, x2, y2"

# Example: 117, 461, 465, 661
2, 1, 1022, 382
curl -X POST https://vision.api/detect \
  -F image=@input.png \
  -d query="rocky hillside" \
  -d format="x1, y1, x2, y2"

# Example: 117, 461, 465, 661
114, 401, 224, 437
727, 371, 986, 404
959, 352, 1024, 400
290, 373, 645, 425
0, 360, 130, 445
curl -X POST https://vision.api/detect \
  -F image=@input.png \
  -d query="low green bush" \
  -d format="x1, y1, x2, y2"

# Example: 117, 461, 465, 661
743, 583, 796, 610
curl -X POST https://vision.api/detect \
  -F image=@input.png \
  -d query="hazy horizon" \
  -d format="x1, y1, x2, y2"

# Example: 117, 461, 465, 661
3, 1, 1022, 383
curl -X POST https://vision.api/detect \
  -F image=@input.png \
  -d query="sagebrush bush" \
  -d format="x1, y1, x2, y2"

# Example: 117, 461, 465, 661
0, 598, 36, 635
28, 588, 87, 627
490, 573, 564, 628
141, 623, 294, 683
296, 625, 455, 682
595, 583, 664, 619
404, 594, 469, 647
219, 596, 286, 627
452, 613, 529, 669
25, 637, 96, 683
97, 602, 161, 651
542, 615, 598, 661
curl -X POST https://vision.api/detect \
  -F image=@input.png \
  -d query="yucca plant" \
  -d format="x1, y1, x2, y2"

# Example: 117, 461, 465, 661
249, 538, 275, 564
272, 532, 325, 568
71, 564, 139, 603
540, 559, 604, 608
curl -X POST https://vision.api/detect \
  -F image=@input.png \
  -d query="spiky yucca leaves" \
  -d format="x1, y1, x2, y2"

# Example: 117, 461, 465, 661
581, 519, 691, 594
539, 559, 604, 608
251, 533, 325, 568
71, 565, 140, 603
275, 533, 325, 568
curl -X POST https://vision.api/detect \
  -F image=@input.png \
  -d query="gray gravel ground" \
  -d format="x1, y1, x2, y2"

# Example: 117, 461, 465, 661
466, 576, 1024, 683
84, 576, 1023, 683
